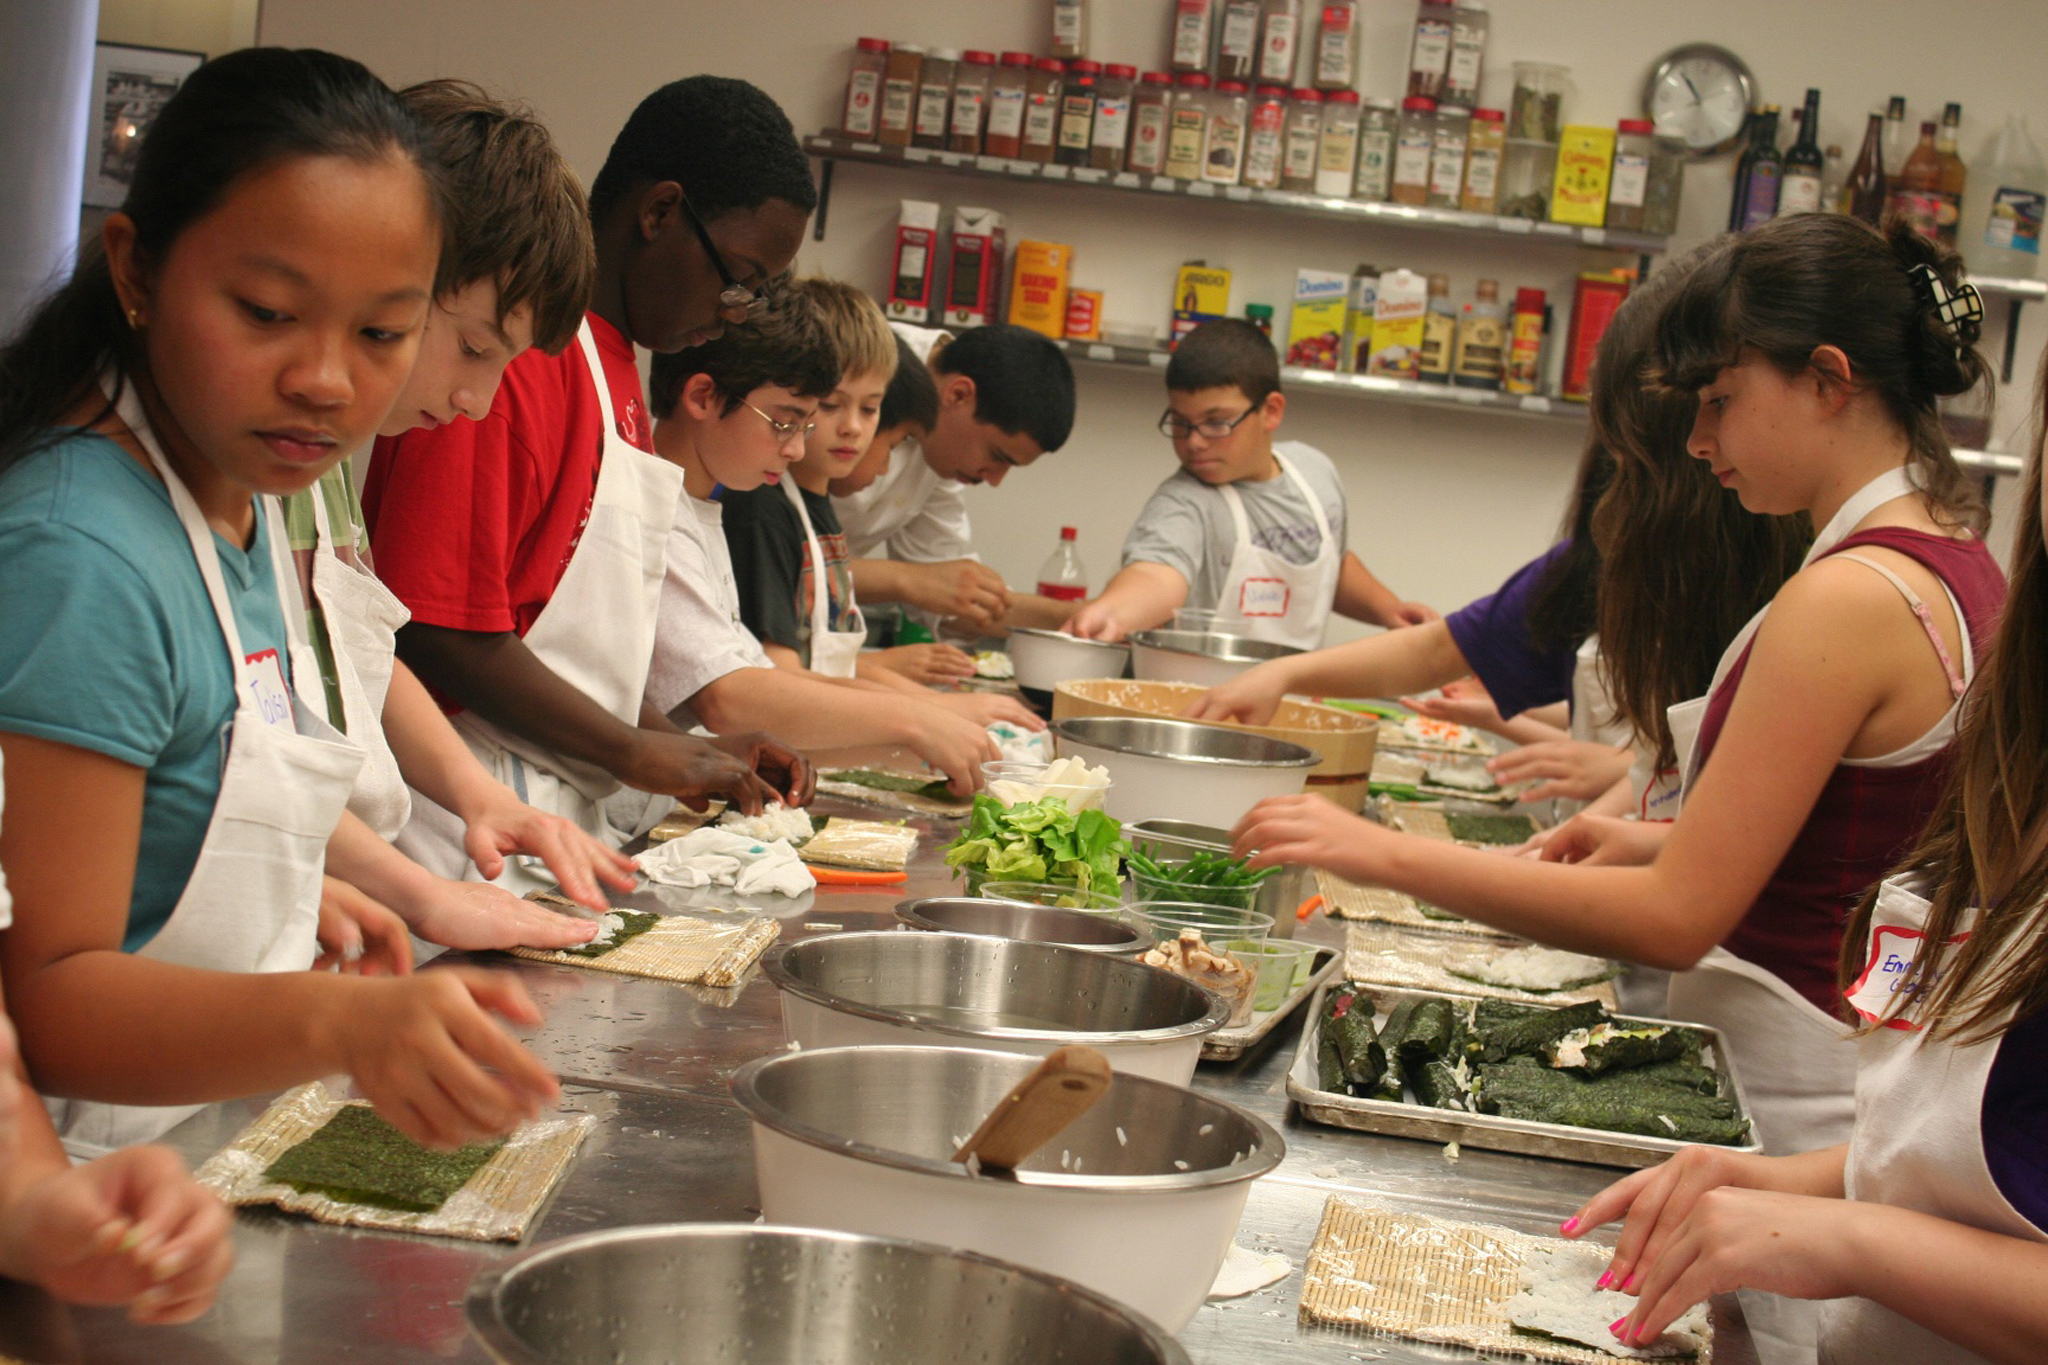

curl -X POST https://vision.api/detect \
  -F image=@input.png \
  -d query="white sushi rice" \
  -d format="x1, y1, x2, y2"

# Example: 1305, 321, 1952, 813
1448, 944, 1615, 992
717, 803, 816, 844
1506, 1244, 1708, 1359
1424, 763, 1499, 792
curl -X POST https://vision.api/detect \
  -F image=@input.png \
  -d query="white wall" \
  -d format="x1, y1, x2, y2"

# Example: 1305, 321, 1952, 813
260, 0, 2048, 628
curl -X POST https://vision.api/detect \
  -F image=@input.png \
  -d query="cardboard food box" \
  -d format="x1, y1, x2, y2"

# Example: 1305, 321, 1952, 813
1052, 678, 1377, 811
1007, 239, 1073, 339
884, 199, 942, 324
1171, 261, 1232, 347
944, 206, 1006, 329
1285, 268, 1349, 372
1550, 124, 1617, 228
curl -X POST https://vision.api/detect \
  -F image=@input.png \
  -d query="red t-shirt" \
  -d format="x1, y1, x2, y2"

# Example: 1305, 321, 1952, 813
363, 312, 652, 643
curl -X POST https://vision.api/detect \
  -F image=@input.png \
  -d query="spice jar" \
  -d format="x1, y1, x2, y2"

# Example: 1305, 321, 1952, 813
1640, 132, 1684, 236
1242, 85, 1288, 188
879, 44, 924, 147
1391, 95, 1436, 206
1021, 58, 1065, 164
1313, 1, 1360, 91
983, 51, 1034, 159
1090, 63, 1136, 171
1445, 2, 1488, 107
1127, 70, 1174, 174
1428, 103, 1470, 210
913, 49, 957, 151
949, 51, 995, 154
1056, 59, 1101, 167
1353, 96, 1397, 200
1169, 0, 1213, 74
1452, 277, 1505, 389
1498, 138, 1557, 219
1281, 88, 1324, 191
1163, 73, 1212, 179
1503, 286, 1547, 395
1314, 89, 1361, 197
1217, 0, 1263, 82
1204, 80, 1250, 185
1508, 61, 1569, 142
1257, 0, 1302, 85
1407, 1, 1453, 98
842, 37, 890, 138
1460, 106, 1505, 213
1605, 118, 1655, 231
1052, 0, 1090, 59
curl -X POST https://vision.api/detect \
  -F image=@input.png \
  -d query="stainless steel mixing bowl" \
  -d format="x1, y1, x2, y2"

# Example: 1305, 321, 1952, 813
894, 895, 1145, 954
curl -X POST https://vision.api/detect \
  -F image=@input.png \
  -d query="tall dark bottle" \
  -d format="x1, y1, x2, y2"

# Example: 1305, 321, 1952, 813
1778, 88, 1825, 215
1845, 109, 1888, 224
1729, 106, 1783, 230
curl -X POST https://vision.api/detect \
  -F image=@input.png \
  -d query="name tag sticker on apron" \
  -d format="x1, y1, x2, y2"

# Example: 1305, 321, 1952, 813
243, 648, 294, 729
1237, 577, 1291, 618
1847, 923, 1968, 1030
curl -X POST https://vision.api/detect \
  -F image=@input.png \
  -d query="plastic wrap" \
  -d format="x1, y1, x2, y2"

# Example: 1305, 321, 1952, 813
798, 817, 920, 872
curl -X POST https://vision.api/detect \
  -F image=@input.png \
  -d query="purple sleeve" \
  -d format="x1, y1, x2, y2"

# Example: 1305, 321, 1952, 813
1981, 1008, 2048, 1234
1441, 542, 1577, 720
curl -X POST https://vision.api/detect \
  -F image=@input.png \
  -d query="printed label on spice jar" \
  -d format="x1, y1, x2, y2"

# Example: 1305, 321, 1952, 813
1130, 104, 1169, 171
1024, 92, 1060, 147
1393, 127, 1433, 189
1173, 1, 1210, 67
1410, 18, 1451, 78
1093, 95, 1131, 147
915, 86, 950, 139
1221, 1, 1260, 59
1355, 126, 1394, 196
1260, 15, 1298, 83
1462, 145, 1501, 206
1447, 32, 1482, 94
881, 78, 916, 132
1316, 8, 1355, 85
845, 71, 881, 135
987, 86, 1027, 140
1059, 94, 1095, 149
1609, 151, 1649, 208
952, 88, 987, 138
1245, 123, 1284, 185
1054, 0, 1084, 48
1430, 132, 1466, 199
1285, 121, 1321, 182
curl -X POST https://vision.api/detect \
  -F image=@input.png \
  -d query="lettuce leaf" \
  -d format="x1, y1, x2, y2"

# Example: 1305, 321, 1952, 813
943, 796, 1129, 894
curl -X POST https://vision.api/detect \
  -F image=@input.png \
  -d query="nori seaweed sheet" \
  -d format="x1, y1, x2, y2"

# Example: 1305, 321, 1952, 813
263, 1106, 505, 1212
1442, 810, 1540, 846
1630, 1058, 1723, 1096
558, 909, 660, 959
1375, 999, 1420, 1097
1543, 1023, 1705, 1076
823, 769, 954, 799
1316, 1030, 1348, 1094
1475, 999, 1610, 1064
1323, 987, 1387, 1093
1410, 1057, 1472, 1110
1396, 998, 1460, 1068
1475, 1059, 1748, 1145
1416, 900, 1465, 922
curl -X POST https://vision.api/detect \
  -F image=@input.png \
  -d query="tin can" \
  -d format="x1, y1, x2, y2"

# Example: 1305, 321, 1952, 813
1561, 271, 1631, 401
1065, 288, 1104, 341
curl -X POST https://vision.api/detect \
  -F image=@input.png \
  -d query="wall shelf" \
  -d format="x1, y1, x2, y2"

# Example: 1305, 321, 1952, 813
806, 134, 1670, 255
1058, 338, 1583, 423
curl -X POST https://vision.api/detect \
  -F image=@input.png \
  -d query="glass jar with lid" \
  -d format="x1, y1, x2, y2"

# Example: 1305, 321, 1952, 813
842, 37, 890, 138
1444, 2, 1488, 106
1127, 71, 1174, 174
1281, 88, 1324, 191
879, 43, 924, 147
949, 51, 996, 154
1605, 117, 1655, 230
1391, 95, 1437, 205
1242, 85, 1288, 189
1640, 132, 1685, 235
1460, 106, 1505, 213
1427, 103, 1470, 209
1508, 61, 1570, 142
1315, 89, 1361, 197
1353, 96, 1398, 200
1498, 137, 1558, 219
1020, 57, 1065, 163
1216, 0, 1263, 82
1313, 1, 1360, 91
1407, 0, 1454, 99
1056, 59, 1102, 167
1203, 80, 1251, 184
913, 49, 958, 151
1163, 73, 1212, 179
1089, 63, 1137, 171
983, 51, 1034, 158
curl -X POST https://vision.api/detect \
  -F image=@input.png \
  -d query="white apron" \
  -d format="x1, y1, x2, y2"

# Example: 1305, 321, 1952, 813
299, 488, 412, 839
395, 322, 685, 888
1214, 450, 1341, 651
781, 475, 867, 678
1660, 468, 1925, 1365
1820, 877, 2048, 1365
49, 380, 366, 1155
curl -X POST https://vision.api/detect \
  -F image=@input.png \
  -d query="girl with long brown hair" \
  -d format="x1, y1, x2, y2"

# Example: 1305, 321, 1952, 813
1560, 379, 2048, 1365
1235, 214, 2004, 1165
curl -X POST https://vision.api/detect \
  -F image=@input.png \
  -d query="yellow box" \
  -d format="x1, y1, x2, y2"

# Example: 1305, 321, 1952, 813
1550, 124, 1616, 227
1171, 261, 1232, 345
1007, 240, 1073, 338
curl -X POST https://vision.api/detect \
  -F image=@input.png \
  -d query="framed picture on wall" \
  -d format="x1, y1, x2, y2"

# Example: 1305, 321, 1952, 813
84, 42, 205, 209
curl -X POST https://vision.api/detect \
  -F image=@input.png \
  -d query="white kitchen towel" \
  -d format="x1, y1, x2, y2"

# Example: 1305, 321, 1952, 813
635, 827, 817, 897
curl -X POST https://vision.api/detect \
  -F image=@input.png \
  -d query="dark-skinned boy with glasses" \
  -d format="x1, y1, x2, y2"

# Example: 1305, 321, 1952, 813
363, 76, 817, 874
1065, 319, 1432, 648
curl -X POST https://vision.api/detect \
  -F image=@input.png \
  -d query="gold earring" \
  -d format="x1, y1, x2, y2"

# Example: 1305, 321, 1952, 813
126, 307, 143, 329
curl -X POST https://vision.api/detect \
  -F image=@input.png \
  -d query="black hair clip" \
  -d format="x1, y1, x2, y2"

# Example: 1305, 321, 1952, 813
1909, 263, 1985, 344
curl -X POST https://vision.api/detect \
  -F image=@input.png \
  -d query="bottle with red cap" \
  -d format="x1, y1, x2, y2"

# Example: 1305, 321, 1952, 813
1127, 71, 1175, 174
1056, 59, 1103, 166
984, 52, 1036, 158
1090, 64, 1138, 171
1503, 286, 1548, 395
1037, 528, 1090, 602
1243, 85, 1289, 188
1021, 58, 1066, 164
1204, 80, 1251, 184
842, 38, 890, 138
949, 51, 997, 154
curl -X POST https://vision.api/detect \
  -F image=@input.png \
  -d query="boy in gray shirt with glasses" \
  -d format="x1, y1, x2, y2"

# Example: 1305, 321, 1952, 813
1064, 320, 1432, 649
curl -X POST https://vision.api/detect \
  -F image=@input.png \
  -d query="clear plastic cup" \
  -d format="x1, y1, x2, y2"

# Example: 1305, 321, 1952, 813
978, 879, 1125, 914
1225, 939, 1314, 1011
978, 761, 1112, 811
1124, 902, 1275, 946
1128, 864, 1263, 911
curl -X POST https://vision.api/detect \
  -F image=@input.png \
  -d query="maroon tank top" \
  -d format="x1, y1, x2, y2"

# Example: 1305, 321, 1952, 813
1692, 527, 2006, 1013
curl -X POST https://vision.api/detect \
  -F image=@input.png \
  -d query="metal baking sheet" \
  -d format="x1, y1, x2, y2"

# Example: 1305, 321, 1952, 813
1201, 945, 1341, 1061
1284, 981, 1763, 1169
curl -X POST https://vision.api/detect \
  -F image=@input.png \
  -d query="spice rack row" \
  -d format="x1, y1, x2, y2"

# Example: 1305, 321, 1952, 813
1054, 337, 1583, 422
805, 134, 1669, 254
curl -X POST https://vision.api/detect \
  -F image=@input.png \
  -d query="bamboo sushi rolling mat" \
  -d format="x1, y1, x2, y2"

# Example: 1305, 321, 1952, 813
1317, 870, 1519, 939
1344, 922, 1619, 1008
195, 1081, 592, 1242
511, 901, 780, 988
815, 777, 973, 819
1299, 1197, 1711, 1363
1375, 720, 1495, 758
798, 816, 919, 871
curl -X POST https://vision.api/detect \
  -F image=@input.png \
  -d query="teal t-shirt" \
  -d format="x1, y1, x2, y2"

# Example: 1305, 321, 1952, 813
0, 432, 294, 951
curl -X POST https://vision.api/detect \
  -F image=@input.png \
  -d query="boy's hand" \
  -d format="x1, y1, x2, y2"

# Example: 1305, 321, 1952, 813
869, 643, 976, 685
1063, 601, 1125, 642
901, 560, 1010, 629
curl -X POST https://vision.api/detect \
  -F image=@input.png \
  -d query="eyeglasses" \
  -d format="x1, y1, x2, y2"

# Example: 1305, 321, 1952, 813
743, 400, 815, 444
1157, 406, 1257, 441
677, 190, 766, 322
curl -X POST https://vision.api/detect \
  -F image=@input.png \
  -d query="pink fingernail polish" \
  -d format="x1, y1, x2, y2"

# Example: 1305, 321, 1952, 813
1609, 1317, 1627, 1335
1561, 1216, 1580, 1234
1596, 1270, 1613, 1289
1623, 1273, 1639, 1292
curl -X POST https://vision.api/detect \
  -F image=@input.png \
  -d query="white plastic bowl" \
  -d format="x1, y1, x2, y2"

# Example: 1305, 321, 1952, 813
1128, 629, 1303, 689
1008, 627, 1130, 694
732, 1046, 1283, 1333
1052, 715, 1319, 827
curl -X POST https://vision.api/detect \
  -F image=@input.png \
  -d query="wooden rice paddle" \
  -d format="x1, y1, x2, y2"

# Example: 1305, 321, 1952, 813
951, 1045, 1114, 1175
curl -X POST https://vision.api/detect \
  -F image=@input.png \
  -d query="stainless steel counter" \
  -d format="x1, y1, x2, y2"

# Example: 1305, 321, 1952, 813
4, 782, 1756, 1364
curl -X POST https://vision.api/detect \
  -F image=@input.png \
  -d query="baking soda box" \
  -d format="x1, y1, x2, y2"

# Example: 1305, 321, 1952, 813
1285, 268, 1349, 371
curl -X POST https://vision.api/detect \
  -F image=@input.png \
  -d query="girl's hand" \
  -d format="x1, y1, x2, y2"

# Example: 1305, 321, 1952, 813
870, 643, 977, 685
1539, 813, 1670, 867
930, 691, 1046, 732
1488, 740, 1636, 804
334, 968, 557, 1149
1401, 677, 1507, 732
1185, 666, 1289, 727
401, 878, 598, 953
1230, 794, 1392, 881
315, 875, 413, 976
459, 791, 637, 913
